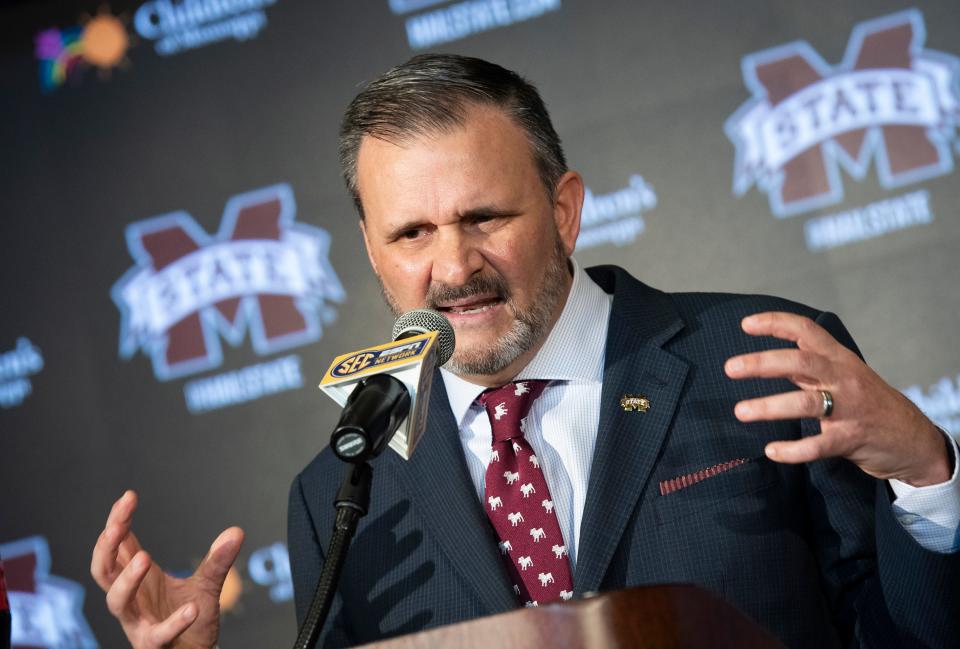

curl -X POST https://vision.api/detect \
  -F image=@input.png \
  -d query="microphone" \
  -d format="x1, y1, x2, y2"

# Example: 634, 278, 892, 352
320, 309, 455, 462
391, 308, 457, 350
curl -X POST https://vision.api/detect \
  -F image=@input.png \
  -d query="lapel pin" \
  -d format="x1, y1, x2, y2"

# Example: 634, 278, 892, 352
620, 394, 650, 413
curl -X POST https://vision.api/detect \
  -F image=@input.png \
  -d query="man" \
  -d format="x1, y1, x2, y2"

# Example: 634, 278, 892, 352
92, 55, 960, 648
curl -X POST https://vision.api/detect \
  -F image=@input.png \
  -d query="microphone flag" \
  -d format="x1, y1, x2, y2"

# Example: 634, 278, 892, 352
319, 331, 439, 460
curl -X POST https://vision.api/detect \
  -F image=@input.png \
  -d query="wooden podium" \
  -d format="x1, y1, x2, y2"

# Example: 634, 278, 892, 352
359, 585, 786, 648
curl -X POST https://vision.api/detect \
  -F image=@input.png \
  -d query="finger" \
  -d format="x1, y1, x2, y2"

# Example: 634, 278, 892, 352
91, 525, 123, 590
195, 527, 244, 589
765, 433, 850, 465
147, 603, 198, 647
105, 550, 151, 622
92, 492, 141, 589
725, 348, 833, 386
115, 526, 144, 565
92, 513, 136, 588
106, 489, 138, 529
106, 490, 141, 555
108, 492, 144, 564
741, 312, 841, 355
734, 390, 824, 422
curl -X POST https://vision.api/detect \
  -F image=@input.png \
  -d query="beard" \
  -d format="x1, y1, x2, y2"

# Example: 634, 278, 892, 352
377, 237, 570, 377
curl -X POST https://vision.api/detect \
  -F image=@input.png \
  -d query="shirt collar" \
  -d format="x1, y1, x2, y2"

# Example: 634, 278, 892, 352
440, 258, 612, 427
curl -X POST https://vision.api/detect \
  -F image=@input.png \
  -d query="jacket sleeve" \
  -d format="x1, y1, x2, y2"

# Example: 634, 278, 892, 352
805, 311, 960, 648
288, 472, 356, 648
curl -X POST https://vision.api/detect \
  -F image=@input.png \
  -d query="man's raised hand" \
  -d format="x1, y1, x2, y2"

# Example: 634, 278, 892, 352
724, 312, 951, 487
90, 490, 243, 649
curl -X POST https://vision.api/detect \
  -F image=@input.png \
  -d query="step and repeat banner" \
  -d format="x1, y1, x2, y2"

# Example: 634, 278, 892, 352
1, 0, 958, 646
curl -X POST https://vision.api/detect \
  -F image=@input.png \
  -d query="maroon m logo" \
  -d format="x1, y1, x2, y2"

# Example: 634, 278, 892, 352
726, 10, 959, 217
113, 185, 344, 380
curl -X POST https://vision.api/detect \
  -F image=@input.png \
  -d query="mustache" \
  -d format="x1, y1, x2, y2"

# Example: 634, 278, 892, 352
425, 273, 510, 309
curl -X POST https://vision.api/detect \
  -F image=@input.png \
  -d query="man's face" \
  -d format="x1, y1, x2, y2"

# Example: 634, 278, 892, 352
355, 104, 583, 385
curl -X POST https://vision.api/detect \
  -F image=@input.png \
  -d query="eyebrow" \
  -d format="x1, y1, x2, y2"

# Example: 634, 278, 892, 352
461, 206, 520, 220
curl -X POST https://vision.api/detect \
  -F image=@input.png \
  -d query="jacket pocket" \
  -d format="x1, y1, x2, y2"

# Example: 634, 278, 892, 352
653, 457, 777, 526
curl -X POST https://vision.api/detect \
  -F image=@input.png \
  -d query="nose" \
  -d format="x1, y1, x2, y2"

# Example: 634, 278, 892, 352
431, 227, 484, 287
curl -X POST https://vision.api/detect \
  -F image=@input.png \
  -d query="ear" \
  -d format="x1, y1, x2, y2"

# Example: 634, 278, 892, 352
552, 170, 584, 256
358, 218, 379, 276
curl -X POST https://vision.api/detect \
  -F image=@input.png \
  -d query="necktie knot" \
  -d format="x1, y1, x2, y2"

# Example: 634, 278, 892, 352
478, 380, 548, 443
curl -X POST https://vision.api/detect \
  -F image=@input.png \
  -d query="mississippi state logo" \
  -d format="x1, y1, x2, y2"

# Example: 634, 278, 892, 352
0, 536, 98, 647
726, 9, 960, 218
112, 184, 345, 380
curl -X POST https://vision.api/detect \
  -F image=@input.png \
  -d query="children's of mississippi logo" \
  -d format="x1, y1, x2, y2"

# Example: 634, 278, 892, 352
133, 0, 277, 57
0, 338, 44, 408
112, 183, 345, 381
726, 9, 960, 218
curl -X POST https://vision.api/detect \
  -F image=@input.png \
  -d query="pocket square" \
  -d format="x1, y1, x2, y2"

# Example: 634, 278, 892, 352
659, 458, 751, 496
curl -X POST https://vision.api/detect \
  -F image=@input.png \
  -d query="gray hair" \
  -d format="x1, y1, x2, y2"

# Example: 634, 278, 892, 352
338, 54, 567, 218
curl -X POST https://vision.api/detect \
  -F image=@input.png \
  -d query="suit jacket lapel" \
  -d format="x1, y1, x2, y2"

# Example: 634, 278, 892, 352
390, 373, 517, 614
575, 266, 689, 593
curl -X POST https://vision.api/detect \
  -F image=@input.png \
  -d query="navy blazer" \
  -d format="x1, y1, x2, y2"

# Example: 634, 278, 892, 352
289, 265, 959, 648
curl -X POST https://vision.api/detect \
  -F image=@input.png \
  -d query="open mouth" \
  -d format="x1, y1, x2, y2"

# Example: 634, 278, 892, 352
435, 296, 505, 316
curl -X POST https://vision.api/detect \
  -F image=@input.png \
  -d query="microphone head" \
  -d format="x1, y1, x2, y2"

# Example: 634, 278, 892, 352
392, 308, 456, 366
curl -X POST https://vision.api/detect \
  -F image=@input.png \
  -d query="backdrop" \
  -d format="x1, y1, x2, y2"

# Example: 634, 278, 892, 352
2, 1, 958, 646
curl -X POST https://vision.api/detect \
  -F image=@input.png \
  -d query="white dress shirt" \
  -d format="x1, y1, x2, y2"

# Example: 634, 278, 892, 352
441, 259, 960, 562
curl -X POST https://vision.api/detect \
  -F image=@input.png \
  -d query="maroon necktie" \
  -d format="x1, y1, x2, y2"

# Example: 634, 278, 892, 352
479, 380, 573, 606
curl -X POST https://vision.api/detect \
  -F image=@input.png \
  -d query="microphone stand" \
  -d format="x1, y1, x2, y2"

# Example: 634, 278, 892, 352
292, 461, 372, 649
293, 373, 410, 649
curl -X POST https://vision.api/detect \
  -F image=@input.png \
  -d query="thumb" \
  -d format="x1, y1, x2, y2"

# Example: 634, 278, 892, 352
196, 526, 244, 589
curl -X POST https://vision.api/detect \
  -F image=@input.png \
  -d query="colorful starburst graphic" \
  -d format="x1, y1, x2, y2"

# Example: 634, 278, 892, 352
35, 6, 132, 92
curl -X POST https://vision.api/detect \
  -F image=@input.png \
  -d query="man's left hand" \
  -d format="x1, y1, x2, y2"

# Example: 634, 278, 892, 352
724, 312, 951, 487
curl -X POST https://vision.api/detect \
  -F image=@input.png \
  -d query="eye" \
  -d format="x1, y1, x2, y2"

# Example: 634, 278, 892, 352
399, 228, 423, 240
467, 212, 510, 229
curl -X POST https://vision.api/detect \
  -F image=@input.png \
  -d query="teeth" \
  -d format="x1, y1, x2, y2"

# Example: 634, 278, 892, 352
450, 303, 495, 315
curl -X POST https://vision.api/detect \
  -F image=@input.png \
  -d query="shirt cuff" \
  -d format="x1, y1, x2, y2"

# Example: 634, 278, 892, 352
888, 429, 960, 554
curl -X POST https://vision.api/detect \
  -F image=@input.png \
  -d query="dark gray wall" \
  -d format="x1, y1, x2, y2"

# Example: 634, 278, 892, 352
1, 1, 958, 646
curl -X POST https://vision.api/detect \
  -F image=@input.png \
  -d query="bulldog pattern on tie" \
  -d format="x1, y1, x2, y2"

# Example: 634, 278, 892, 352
479, 380, 573, 606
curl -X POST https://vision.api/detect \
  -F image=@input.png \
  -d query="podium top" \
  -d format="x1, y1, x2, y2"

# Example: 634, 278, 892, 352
357, 584, 787, 649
